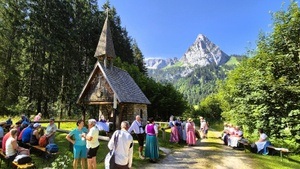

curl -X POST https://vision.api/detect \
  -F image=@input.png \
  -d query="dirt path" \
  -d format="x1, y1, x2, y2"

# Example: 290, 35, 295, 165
144, 130, 254, 169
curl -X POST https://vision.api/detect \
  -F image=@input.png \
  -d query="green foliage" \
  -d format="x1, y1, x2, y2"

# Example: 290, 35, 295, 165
215, 1, 300, 151
197, 94, 222, 122
51, 152, 73, 169
0, 1, 150, 120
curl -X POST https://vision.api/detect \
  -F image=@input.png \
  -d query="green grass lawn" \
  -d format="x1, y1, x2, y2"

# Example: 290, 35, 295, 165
246, 151, 300, 169
1, 116, 299, 168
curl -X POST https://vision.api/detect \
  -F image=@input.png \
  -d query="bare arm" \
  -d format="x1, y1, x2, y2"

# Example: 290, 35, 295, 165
66, 134, 75, 144
34, 130, 40, 140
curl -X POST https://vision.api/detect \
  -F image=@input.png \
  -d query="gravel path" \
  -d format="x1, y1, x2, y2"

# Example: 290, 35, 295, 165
143, 130, 254, 169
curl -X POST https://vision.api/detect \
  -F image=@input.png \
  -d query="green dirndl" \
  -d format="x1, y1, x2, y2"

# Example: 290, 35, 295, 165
145, 134, 159, 159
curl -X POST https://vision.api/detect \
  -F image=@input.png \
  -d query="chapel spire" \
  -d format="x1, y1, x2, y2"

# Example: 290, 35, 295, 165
94, 8, 116, 68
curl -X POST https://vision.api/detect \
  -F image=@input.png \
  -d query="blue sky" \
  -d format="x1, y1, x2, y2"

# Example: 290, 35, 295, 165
98, 0, 293, 59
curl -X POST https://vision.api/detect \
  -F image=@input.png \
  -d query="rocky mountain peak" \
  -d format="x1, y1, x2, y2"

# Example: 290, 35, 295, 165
144, 34, 230, 70
180, 34, 230, 67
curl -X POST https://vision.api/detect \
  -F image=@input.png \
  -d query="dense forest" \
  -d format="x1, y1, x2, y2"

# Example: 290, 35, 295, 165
0, 0, 187, 121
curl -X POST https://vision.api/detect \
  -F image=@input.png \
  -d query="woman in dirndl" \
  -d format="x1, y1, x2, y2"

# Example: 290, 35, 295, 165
169, 115, 179, 143
186, 118, 196, 146
145, 117, 159, 163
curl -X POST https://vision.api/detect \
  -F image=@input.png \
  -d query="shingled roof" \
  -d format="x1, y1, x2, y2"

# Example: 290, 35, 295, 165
77, 62, 151, 105
102, 64, 150, 104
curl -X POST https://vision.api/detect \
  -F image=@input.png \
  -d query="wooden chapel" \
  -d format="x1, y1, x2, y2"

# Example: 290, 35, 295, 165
76, 13, 150, 130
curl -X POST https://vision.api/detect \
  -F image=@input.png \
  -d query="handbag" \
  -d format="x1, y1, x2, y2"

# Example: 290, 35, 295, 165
14, 154, 32, 164
105, 130, 120, 169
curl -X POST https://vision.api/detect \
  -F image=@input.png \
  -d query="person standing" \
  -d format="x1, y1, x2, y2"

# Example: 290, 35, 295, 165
108, 121, 133, 169
66, 119, 88, 169
169, 115, 179, 143
128, 115, 145, 159
82, 119, 99, 169
175, 117, 183, 143
186, 118, 196, 146
200, 117, 208, 139
145, 117, 159, 163
181, 119, 187, 142
45, 117, 57, 143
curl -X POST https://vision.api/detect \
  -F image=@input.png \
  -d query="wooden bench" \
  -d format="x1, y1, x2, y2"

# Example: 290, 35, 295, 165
0, 148, 35, 169
25, 143, 58, 158
12, 161, 35, 169
267, 146, 291, 161
237, 140, 291, 161
238, 140, 250, 152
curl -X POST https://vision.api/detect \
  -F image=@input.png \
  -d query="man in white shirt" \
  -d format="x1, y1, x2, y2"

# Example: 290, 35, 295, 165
84, 119, 99, 169
128, 115, 145, 159
108, 121, 133, 169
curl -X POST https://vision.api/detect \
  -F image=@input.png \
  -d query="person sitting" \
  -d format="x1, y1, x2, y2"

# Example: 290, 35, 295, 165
20, 114, 30, 127
33, 113, 42, 122
5, 117, 13, 131
6, 129, 30, 162
17, 123, 28, 142
21, 124, 34, 143
255, 128, 271, 155
228, 126, 243, 147
30, 123, 41, 145
45, 117, 57, 143
221, 122, 229, 145
96, 115, 109, 133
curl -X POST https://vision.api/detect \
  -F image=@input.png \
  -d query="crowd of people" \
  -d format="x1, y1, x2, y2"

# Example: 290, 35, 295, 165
221, 123, 272, 155
3, 113, 273, 168
166, 115, 207, 146
0, 113, 58, 165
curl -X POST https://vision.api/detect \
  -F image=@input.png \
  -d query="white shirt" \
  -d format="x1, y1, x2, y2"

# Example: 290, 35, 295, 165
86, 126, 100, 148
6, 137, 16, 156
128, 120, 144, 134
108, 130, 133, 168
260, 133, 268, 141
46, 123, 57, 135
